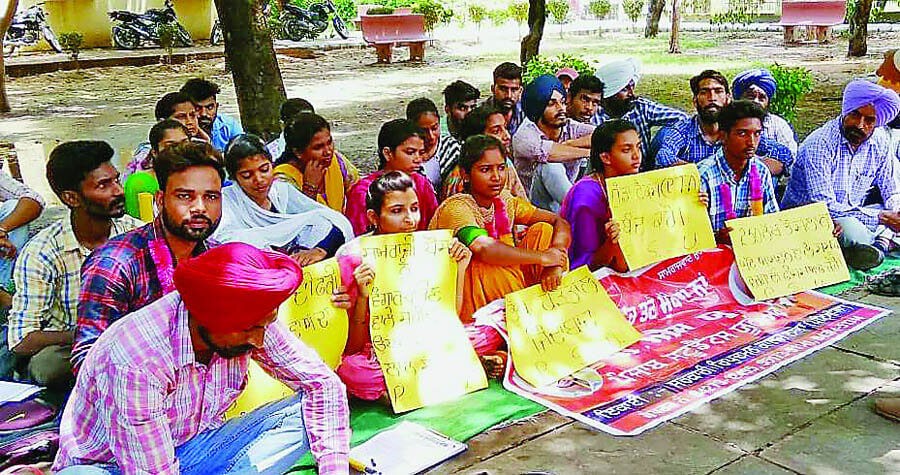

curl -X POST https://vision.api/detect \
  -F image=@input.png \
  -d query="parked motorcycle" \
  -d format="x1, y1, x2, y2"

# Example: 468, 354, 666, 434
282, 0, 350, 41
108, 0, 193, 49
3, 4, 63, 57
209, 0, 349, 44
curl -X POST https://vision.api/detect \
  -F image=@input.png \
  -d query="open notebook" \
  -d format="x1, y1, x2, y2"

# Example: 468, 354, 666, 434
0, 381, 41, 404
349, 421, 467, 475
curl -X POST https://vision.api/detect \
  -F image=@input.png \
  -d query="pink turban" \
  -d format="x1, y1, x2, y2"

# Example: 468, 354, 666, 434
842, 79, 900, 127
174, 242, 303, 333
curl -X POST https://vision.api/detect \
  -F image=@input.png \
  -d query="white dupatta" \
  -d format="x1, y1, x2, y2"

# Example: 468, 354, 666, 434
213, 180, 353, 250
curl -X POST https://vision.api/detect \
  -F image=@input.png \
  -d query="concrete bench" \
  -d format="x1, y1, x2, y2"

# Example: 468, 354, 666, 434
360, 13, 429, 63
777, 0, 846, 44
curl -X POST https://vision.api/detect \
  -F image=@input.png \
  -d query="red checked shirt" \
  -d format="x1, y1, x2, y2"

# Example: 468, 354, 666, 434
53, 292, 350, 474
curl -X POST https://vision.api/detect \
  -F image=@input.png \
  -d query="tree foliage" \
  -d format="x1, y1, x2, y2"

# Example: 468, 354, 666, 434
546, 0, 570, 23
622, 0, 644, 24
413, 0, 453, 31
589, 0, 612, 18
710, 0, 762, 25
523, 53, 593, 84
769, 64, 814, 124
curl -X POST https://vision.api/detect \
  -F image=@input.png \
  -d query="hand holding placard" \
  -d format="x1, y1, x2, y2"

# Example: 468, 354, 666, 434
606, 165, 716, 270
505, 266, 642, 387
727, 202, 850, 300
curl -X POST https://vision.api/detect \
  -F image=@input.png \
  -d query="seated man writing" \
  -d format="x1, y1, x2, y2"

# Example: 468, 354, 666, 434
74, 141, 225, 371
53, 243, 351, 474
782, 79, 900, 270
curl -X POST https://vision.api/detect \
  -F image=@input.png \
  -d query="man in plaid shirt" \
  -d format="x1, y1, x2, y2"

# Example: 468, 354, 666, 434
782, 79, 900, 270
73, 141, 225, 371
4, 141, 140, 389
655, 70, 793, 176
55, 243, 352, 474
592, 57, 688, 170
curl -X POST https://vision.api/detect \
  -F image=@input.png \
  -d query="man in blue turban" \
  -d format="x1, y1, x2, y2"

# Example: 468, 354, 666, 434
732, 68, 798, 156
511, 74, 594, 212
783, 79, 900, 270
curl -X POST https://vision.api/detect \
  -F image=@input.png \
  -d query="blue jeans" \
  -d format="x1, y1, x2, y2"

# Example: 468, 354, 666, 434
834, 216, 877, 248
57, 392, 311, 475
0, 199, 30, 290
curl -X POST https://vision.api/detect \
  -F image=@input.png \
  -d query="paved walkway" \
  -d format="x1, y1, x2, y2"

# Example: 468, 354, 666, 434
431, 287, 899, 474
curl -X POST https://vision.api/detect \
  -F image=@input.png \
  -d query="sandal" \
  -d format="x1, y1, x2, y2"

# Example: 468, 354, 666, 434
866, 271, 900, 297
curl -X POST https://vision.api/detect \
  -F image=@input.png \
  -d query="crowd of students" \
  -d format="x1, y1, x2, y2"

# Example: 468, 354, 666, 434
0, 52, 899, 473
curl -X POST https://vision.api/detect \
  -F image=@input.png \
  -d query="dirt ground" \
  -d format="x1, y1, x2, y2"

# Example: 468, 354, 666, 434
0, 30, 895, 181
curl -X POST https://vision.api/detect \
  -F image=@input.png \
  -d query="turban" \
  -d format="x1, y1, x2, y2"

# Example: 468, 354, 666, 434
732, 69, 777, 101
524, 74, 567, 123
841, 79, 900, 128
595, 58, 641, 99
555, 67, 579, 81
174, 242, 303, 333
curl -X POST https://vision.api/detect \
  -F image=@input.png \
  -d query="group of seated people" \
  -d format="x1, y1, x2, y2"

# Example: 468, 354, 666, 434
0, 53, 898, 473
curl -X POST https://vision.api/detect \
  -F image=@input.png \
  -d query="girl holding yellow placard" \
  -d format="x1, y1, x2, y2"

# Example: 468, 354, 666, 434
335, 171, 507, 401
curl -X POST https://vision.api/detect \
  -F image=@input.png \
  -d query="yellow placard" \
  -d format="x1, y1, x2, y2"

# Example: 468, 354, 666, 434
727, 202, 850, 300
225, 258, 349, 419
361, 230, 488, 413
505, 266, 642, 388
606, 165, 716, 270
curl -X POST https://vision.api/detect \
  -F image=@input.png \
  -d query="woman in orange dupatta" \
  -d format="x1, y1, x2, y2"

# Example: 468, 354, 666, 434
429, 135, 571, 322
274, 112, 359, 212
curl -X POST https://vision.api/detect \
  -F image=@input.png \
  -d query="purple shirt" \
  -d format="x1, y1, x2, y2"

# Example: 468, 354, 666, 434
560, 177, 611, 269
54, 292, 350, 474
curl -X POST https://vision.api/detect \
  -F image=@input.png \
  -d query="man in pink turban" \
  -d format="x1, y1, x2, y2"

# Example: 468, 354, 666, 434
783, 79, 900, 270
55, 242, 353, 475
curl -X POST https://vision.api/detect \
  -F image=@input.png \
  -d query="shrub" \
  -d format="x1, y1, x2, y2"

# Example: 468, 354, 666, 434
413, 0, 453, 31
622, 0, 644, 24
523, 53, 594, 85
547, 0, 570, 24
769, 63, 815, 124
58, 32, 84, 62
508, 1, 529, 37
157, 23, 179, 62
468, 4, 487, 25
588, 0, 612, 19
366, 6, 396, 14
488, 8, 509, 26
333, 0, 357, 23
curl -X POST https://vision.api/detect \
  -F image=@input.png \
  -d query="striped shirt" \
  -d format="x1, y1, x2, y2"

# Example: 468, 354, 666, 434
591, 97, 688, 168
7, 213, 140, 350
655, 115, 794, 171
54, 292, 350, 474
782, 119, 900, 230
437, 133, 463, 180
698, 149, 779, 232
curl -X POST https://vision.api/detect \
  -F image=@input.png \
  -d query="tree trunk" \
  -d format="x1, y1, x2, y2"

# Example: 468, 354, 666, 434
214, 0, 285, 141
645, 0, 665, 38
0, 0, 20, 114
848, 0, 872, 57
520, 0, 546, 66
668, 0, 681, 53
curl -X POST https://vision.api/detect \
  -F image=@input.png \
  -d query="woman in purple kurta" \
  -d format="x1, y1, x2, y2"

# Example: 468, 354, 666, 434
560, 120, 643, 271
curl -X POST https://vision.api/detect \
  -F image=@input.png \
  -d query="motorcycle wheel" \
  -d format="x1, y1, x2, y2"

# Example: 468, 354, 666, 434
332, 16, 350, 39
281, 17, 308, 42
174, 24, 193, 47
42, 27, 63, 53
112, 26, 140, 49
210, 23, 223, 46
